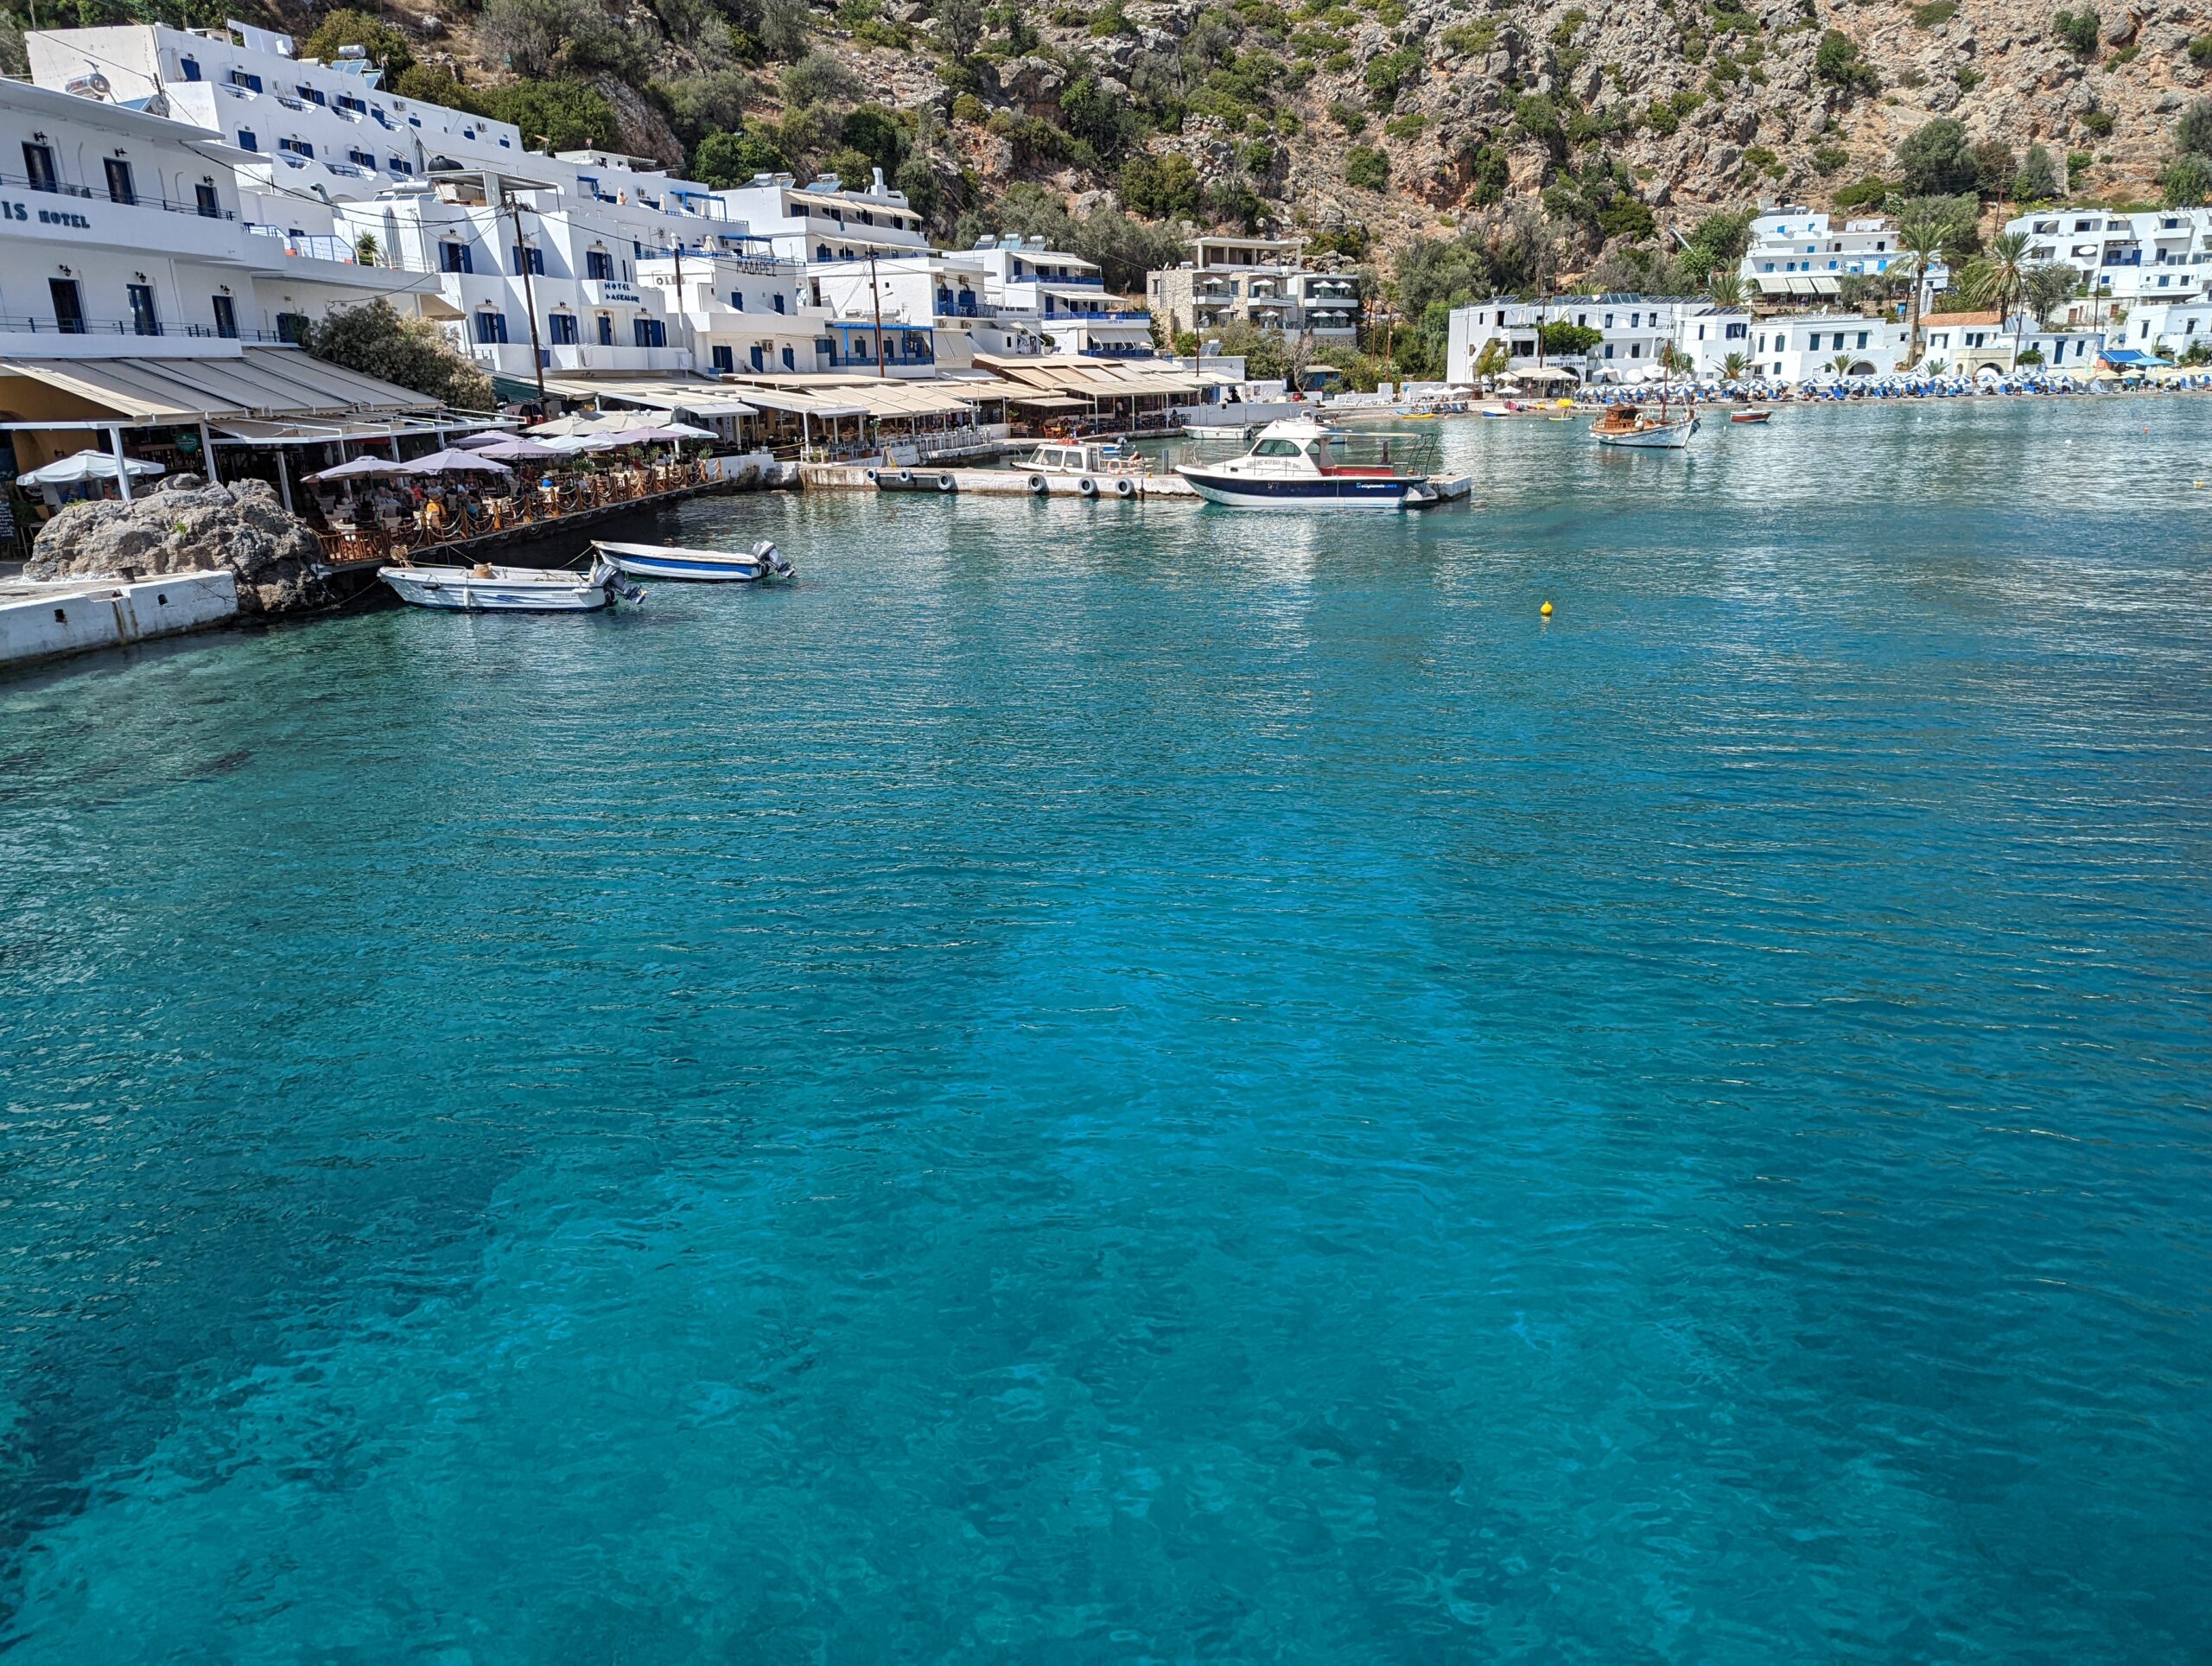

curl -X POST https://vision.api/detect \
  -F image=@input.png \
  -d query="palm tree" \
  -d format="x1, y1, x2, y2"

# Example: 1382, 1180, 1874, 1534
1828, 351, 1858, 377
353, 231, 380, 267
1659, 343, 1693, 376
1722, 349, 1751, 380
1961, 230, 2032, 357
1707, 271, 1745, 310
1890, 208, 1951, 366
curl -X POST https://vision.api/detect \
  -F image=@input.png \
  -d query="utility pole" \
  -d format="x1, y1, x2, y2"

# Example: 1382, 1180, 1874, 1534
868, 248, 887, 378
510, 196, 546, 408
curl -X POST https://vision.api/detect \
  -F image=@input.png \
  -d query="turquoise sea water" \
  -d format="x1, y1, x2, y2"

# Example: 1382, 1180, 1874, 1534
3, 400, 2209, 1661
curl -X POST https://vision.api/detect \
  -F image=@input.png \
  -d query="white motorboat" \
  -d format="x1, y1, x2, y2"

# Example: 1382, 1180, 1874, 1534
378, 555, 643, 611
594, 539, 794, 582
1173, 418, 1460, 509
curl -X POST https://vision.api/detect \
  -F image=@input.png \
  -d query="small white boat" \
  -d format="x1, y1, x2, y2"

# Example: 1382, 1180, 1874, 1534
1174, 417, 1460, 509
378, 555, 643, 611
594, 538, 794, 582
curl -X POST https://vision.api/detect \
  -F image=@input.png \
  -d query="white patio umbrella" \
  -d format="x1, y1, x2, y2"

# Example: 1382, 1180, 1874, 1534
305, 455, 406, 482
399, 448, 515, 475
525, 415, 604, 436
468, 437, 567, 462
18, 449, 165, 486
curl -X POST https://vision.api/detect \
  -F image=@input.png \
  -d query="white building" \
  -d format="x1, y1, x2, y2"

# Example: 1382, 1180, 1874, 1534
1147, 235, 1358, 343
2110, 296, 2212, 358
718, 170, 931, 270
957, 236, 1155, 358
0, 75, 419, 360
2010, 206, 2212, 306
639, 251, 827, 378
1742, 313, 1905, 380
1739, 207, 1903, 299
29, 21, 526, 206
1445, 296, 1748, 383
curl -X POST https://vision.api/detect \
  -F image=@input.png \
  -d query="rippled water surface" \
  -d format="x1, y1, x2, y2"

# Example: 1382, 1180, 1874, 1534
3, 401, 2209, 1662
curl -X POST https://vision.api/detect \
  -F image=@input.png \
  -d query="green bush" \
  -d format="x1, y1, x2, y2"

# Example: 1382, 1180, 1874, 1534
952, 92, 988, 124
301, 10, 415, 80
391, 66, 488, 117
2190, 34, 2212, 67
1811, 143, 1850, 173
477, 79, 621, 151
1118, 152, 1200, 219
2013, 143, 2060, 200
692, 128, 787, 185
1363, 43, 1423, 107
1955, 66, 1982, 91
1815, 29, 1879, 98
1896, 117, 1978, 194
2066, 149, 2094, 179
1328, 99, 1367, 134
1833, 175, 1889, 208
1344, 144, 1390, 188
1440, 18, 1498, 54
306, 300, 491, 411
1910, 0, 1955, 24
2052, 8, 2099, 57
1383, 111, 1427, 140
2080, 107, 2113, 137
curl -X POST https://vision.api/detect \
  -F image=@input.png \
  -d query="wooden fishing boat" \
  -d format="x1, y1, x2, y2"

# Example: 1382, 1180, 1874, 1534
1592, 404, 1699, 449
1730, 410, 1772, 425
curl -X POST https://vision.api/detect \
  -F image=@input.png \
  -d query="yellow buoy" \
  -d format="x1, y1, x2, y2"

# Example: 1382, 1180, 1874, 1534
1541, 601, 1554, 617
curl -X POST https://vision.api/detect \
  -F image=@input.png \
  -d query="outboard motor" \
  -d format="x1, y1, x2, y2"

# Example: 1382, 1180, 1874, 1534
588, 555, 645, 604
753, 539, 795, 580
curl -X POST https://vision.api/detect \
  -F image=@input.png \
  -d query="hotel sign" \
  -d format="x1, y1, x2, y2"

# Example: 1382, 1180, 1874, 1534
3, 200, 93, 228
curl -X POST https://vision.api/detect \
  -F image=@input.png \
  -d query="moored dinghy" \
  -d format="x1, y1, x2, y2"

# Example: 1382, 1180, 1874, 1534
378, 555, 644, 611
594, 539, 795, 582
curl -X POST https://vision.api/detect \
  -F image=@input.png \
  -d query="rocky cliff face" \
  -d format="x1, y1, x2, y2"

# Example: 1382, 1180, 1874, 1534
291, 0, 2210, 269
27, 478, 329, 617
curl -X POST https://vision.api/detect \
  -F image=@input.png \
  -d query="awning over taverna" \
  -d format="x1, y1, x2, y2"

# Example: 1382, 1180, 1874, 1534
0, 349, 442, 423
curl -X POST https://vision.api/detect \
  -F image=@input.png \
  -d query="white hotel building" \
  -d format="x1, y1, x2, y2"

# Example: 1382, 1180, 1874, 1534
2009, 206, 2212, 308
1445, 297, 1750, 383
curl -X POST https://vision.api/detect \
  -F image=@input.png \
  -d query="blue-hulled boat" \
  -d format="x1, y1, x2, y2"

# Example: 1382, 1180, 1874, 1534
594, 539, 795, 582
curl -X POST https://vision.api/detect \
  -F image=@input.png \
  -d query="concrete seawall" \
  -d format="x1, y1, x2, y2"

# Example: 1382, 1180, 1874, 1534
0, 572, 239, 672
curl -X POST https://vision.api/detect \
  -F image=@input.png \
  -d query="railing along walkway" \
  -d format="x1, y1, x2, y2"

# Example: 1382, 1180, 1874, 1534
315, 460, 721, 569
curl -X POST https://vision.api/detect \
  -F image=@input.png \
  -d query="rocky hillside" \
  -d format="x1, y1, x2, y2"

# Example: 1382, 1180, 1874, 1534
226, 0, 2210, 315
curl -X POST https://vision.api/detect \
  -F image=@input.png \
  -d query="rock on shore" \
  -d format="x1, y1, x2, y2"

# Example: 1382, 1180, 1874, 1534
26, 476, 328, 617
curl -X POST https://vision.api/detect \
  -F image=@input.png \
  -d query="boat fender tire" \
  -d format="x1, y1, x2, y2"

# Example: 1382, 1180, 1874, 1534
937, 474, 956, 493
864, 467, 880, 486
1114, 477, 1137, 499
1077, 477, 1099, 498
896, 468, 913, 486
1027, 474, 1048, 494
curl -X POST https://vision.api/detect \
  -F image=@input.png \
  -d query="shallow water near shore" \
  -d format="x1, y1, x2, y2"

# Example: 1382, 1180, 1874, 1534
3, 398, 2209, 1661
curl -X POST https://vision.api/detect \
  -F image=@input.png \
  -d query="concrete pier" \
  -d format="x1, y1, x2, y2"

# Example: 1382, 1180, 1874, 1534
0, 571, 239, 671
801, 462, 1201, 499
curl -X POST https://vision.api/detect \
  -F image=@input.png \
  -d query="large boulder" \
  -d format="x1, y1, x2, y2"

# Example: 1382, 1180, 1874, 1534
25, 477, 327, 616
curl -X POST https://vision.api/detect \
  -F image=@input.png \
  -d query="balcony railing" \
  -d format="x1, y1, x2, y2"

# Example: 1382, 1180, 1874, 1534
0, 169, 236, 219
0, 315, 294, 341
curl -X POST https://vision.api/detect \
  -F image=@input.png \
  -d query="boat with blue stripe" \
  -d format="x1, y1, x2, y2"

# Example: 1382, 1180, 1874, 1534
594, 539, 796, 582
